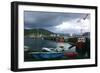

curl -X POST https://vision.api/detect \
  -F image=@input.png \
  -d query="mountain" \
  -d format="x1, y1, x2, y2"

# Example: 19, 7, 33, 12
24, 28, 54, 36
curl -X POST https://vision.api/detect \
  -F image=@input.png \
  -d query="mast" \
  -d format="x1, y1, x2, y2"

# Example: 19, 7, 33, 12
77, 14, 89, 36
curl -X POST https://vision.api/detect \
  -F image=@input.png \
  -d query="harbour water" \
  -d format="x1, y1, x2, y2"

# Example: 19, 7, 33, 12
24, 37, 89, 61
24, 37, 75, 52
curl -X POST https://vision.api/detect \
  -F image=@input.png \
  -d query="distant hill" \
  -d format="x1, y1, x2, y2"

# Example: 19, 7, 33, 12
24, 28, 54, 36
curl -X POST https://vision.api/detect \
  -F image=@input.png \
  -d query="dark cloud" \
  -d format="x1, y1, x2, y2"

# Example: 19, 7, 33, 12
24, 11, 90, 34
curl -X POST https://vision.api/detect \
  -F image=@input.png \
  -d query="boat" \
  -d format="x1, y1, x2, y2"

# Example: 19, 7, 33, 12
31, 52, 64, 59
24, 46, 29, 51
31, 45, 77, 59
64, 52, 78, 58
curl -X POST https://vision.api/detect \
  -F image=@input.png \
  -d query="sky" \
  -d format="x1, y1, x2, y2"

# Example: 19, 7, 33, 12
24, 11, 90, 34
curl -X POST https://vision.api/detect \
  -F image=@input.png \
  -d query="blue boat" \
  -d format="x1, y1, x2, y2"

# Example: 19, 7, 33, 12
31, 52, 64, 59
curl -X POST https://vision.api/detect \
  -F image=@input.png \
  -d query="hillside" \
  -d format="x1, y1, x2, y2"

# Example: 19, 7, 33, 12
24, 28, 54, 36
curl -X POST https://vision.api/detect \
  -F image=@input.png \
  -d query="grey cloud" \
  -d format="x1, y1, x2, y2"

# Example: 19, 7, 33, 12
24, 11, 90, 33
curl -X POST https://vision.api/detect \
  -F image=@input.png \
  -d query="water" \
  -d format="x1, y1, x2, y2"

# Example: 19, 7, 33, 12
24, 37, 56, 50
24, 37, 90, 61
24, 37, 76, 52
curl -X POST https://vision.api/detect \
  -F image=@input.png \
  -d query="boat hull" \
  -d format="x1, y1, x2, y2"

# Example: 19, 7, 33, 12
32, 52, 64, 59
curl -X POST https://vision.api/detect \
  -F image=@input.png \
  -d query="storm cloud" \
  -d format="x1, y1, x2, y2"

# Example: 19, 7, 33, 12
24, 11, 90, 34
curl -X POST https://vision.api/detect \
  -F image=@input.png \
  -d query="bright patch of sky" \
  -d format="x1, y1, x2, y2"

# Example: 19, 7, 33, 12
54, 19, 90, 34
